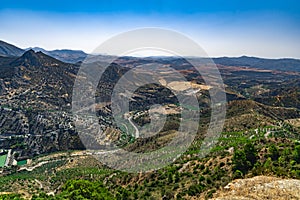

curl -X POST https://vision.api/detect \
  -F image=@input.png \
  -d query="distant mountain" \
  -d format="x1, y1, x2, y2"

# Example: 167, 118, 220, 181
213, 56, 300, 72
26, 47, 87, 63
26, 47, 47, 53
2, 40, 300, 71
13, 49, 67, 67
0, 40, 87, 63
0, 40, 25, 57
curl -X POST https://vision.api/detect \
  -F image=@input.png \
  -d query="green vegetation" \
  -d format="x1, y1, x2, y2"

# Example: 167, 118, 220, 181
0, 193, 24, 200
233, 142, 258, 174
49, 180, 114, 200
17, 160, 27, 166
0, 154, 7, 168
0, 125, 300, 199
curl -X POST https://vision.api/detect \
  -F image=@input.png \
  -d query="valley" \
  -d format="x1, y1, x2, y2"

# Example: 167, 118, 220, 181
0, 40, 300, 199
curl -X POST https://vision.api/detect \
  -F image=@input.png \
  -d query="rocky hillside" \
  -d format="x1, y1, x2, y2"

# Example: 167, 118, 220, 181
0, 50, 84, 157
213, 176, 300, 200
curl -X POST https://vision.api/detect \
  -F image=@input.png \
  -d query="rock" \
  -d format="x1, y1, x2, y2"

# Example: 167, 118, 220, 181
212, 176, 300, 200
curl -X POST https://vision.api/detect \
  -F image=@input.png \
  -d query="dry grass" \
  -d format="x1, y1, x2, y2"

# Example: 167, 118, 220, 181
158, 80, 211, 91
285, 118, 300, 127
212, 176, 300, 200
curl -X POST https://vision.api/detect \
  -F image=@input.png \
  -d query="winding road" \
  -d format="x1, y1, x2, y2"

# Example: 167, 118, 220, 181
128, 116, 140, 138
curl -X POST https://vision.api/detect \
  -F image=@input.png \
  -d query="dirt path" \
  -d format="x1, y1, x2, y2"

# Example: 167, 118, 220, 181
128, 116, 140, 138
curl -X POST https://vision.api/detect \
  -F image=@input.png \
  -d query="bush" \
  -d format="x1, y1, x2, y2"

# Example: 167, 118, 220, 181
206, 189, 216, 199
233, 170, 243, 179
58, 180, 114, 200
0, 193, 24, 200
199, 175, 205, 182
187, 184, 203, 196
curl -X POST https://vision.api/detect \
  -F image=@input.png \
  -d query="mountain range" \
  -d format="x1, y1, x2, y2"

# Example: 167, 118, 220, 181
25, 47, 87, 63
1, 40, 300, 71
0, 40, 87, 63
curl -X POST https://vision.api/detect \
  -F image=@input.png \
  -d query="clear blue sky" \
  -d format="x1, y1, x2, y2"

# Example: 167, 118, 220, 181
0, 0, 299, 58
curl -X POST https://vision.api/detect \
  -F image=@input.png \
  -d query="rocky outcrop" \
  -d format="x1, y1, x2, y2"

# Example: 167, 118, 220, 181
212, 176, 300, 200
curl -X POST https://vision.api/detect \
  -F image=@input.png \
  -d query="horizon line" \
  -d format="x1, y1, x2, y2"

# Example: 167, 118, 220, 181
2, 39, 300, 60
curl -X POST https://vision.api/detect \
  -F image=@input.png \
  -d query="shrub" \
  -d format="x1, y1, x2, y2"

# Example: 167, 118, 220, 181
233, 170, 243, 179
187, 184, 203, 196
206, 189, 216, 199
58, 180, 114, 200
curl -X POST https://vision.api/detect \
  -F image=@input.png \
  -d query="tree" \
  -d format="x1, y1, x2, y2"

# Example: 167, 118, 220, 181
244, 143, 258, 166
232, 149, 249, 174
293, 145, 300, 163
232, 142, 258, 174
269, 144, 280, 161
59, 180, 114, 200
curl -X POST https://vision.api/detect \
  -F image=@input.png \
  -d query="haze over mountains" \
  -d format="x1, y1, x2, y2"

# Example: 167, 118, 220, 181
25, 47, 87, 63
1, 40, 300, 71
0, 40, 87, 63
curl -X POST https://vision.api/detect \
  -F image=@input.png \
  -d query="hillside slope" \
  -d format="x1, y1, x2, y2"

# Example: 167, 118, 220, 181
0, 40, 25, 57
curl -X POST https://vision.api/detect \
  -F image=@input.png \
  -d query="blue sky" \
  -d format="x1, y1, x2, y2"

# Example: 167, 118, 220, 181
0, 0, 300, 58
